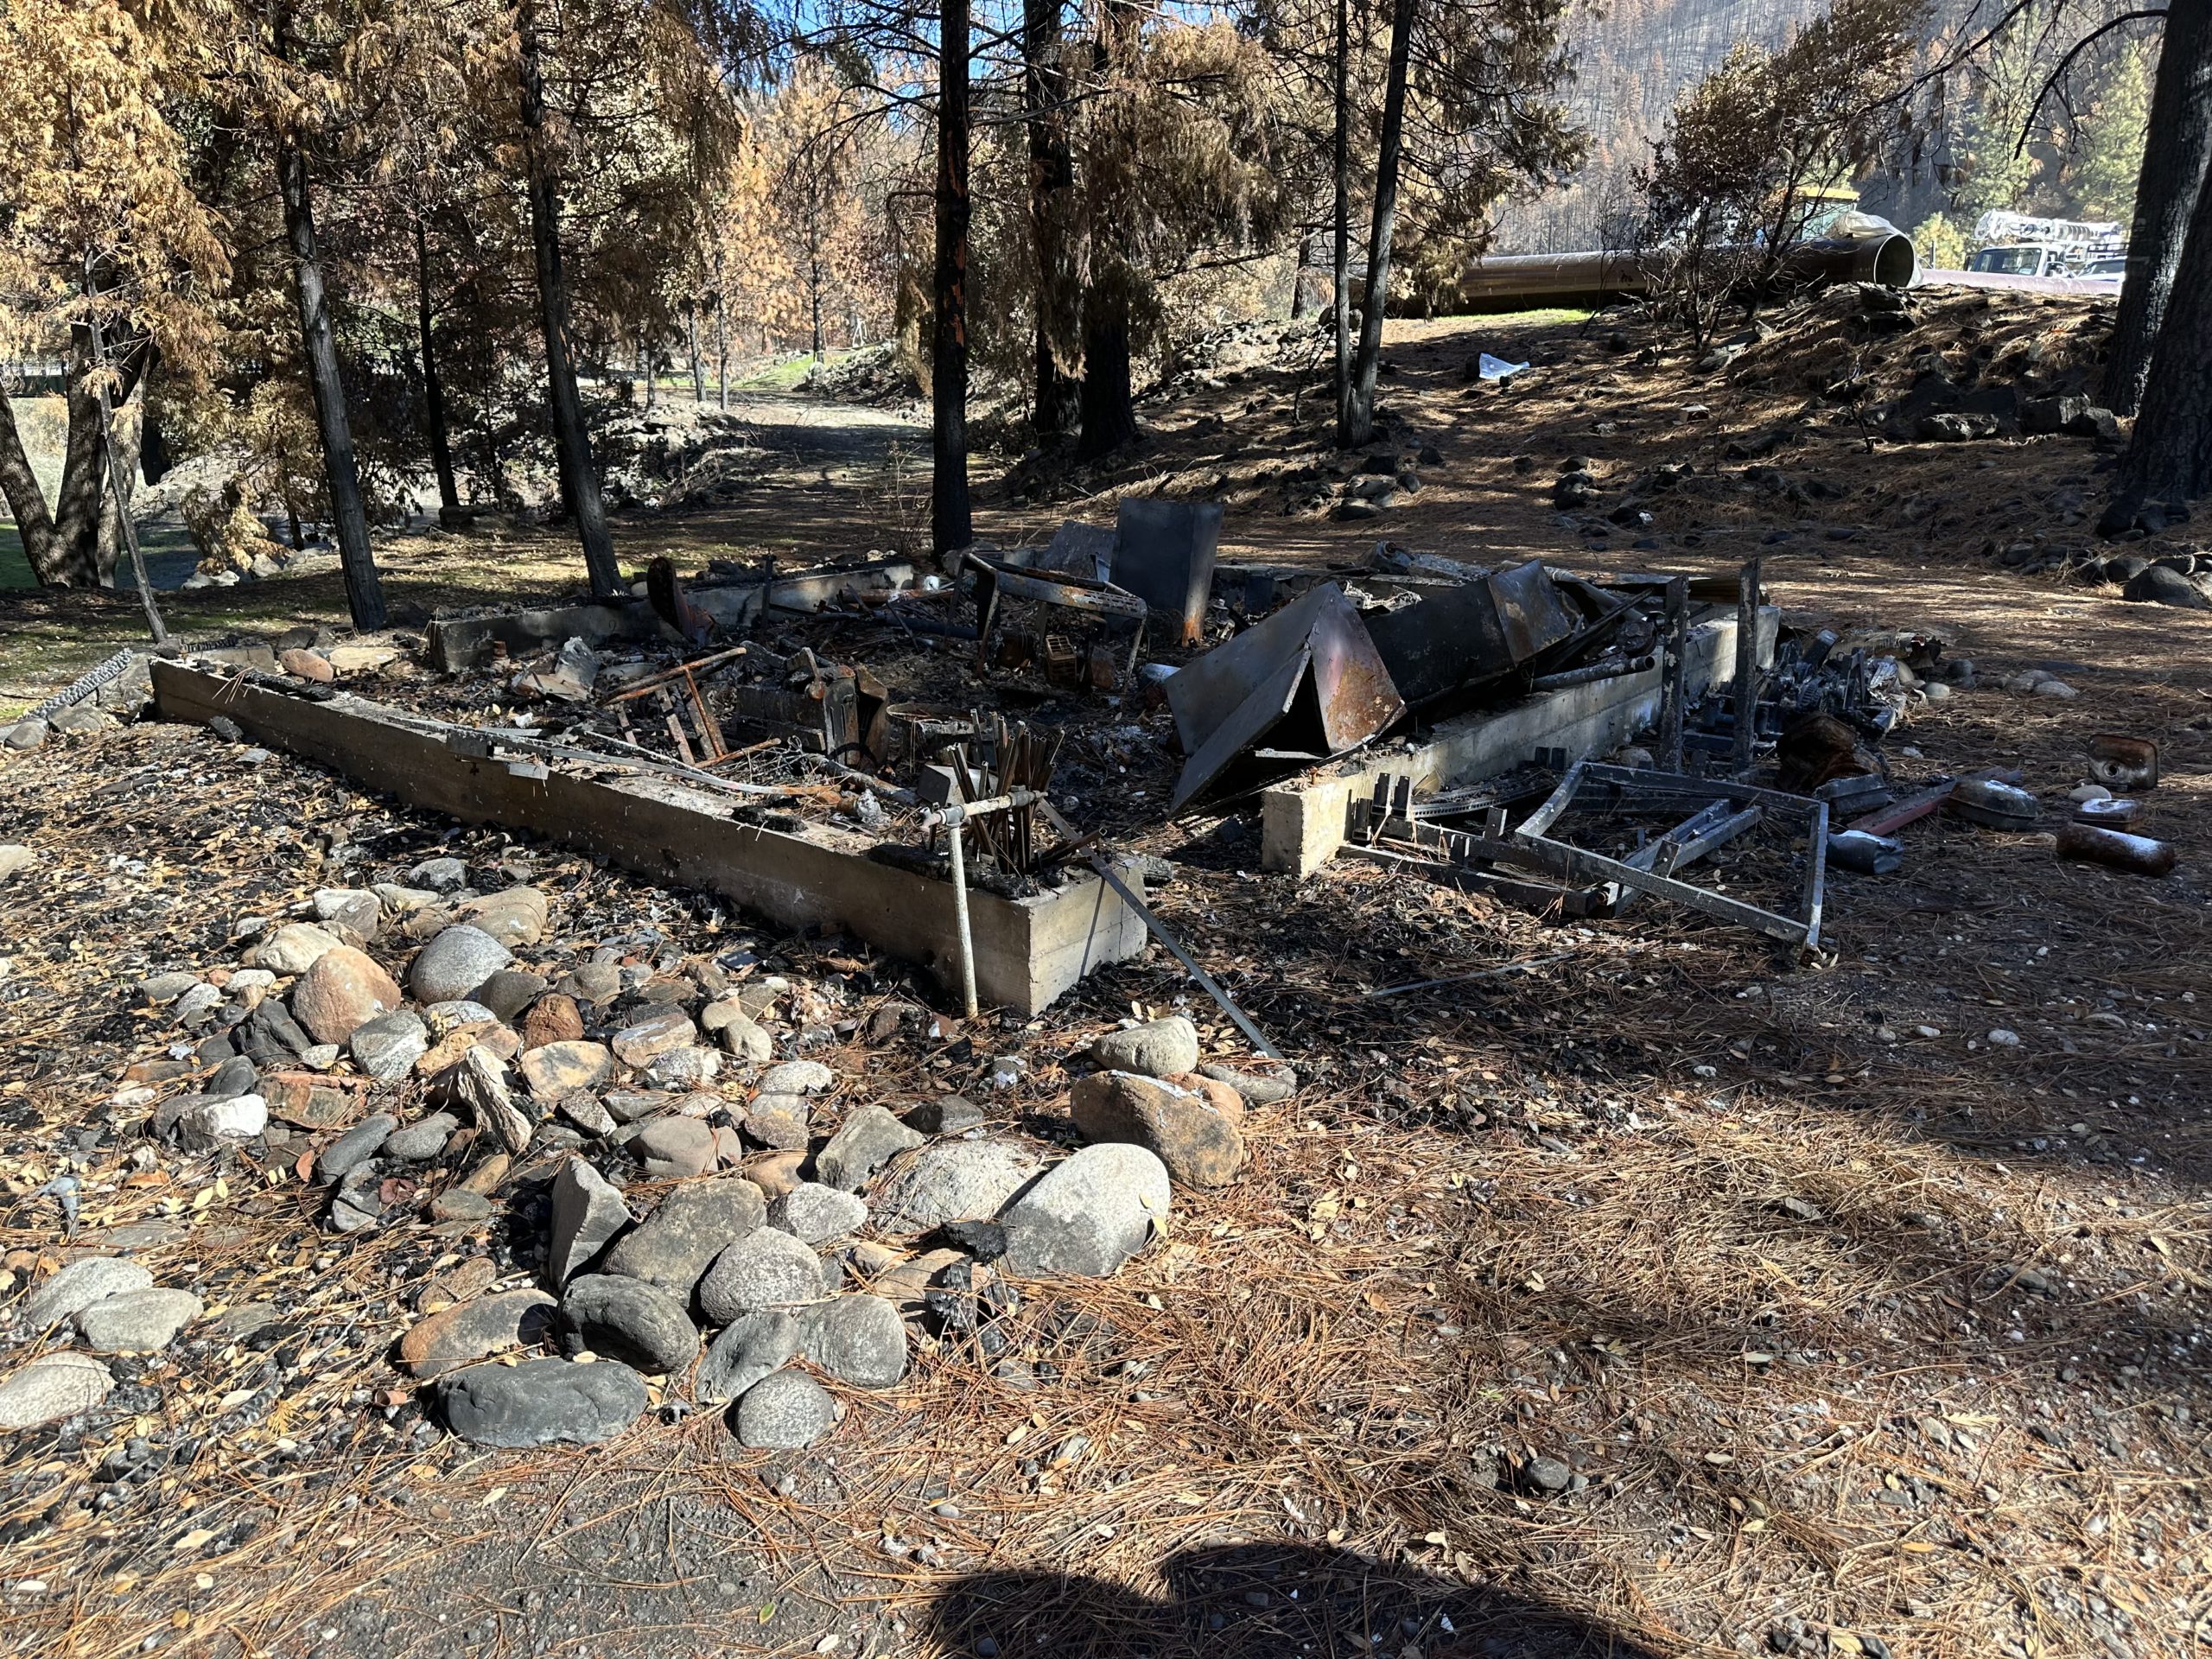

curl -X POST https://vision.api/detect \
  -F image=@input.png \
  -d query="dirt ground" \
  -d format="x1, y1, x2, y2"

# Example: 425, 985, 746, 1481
1, 290, 2208, 1659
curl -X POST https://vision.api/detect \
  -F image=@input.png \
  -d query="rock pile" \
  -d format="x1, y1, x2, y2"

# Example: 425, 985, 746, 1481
5, 867, 1296, 1454
0, 1256, 206, 1429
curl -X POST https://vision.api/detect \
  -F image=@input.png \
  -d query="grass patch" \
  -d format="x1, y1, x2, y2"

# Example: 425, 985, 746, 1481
734, 350, 855, 391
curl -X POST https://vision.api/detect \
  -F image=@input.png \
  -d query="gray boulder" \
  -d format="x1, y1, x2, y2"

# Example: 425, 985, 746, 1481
410, 925, 513, 1004
768, 1182, 867, 1244
602, 1178, 766, 1297
741, 1103, 810, 1151
17, 1258, 153, 1332
382, 1111, 459, 1162
697, 1227, 826, 1325
561, 1274, 701, 1374
1001, 1143, 1172, 1277
696, 1309, 803, 1405
1090, 1016, 1199, 1078
903, 1095, 984, 1135
349, 1010, 429, 1083
316, 1113, 398, 1182
473, 969, 549, 1023
407, 856, 469, 893
77, 1287, 203, 1354
255, 922, 342, 976
138, 971, 200, 1006
634, 1116, 716, 1180
436, 1357, 646, 1446
756, 1059, 835, 1096
2123, 564, 2212, 609
645, 1046, 720, 1090
1198, 1063, 1299, 1105
733, 1370, 836, 1449
546, 1157, 634, 1286
870, 1138, 1042, 1234
0, 1353, 111, 1429
709, 1010, 774, 1065
815, 1105, 924, 1192
806, 1294, 906, 1389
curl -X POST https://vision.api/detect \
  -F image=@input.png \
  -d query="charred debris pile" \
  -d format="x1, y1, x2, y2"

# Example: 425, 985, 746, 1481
147, 495, 2177, 988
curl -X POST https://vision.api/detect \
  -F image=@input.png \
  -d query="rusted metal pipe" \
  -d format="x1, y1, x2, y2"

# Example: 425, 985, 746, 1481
2056, 823, 2177, 877
1456, 232, 1918, 312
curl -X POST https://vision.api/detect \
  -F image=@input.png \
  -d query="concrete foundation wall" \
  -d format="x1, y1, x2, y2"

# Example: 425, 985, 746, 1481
1259, 607, 1776, 877
152, 663, 1144, 1014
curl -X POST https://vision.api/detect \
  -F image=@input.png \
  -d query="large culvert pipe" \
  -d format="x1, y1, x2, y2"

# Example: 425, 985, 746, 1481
1455, 232, 1917, 313
1770, 232, 1918, 289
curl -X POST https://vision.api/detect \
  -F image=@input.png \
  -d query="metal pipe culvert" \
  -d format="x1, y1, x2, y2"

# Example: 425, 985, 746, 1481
1454, 231, 1918, 311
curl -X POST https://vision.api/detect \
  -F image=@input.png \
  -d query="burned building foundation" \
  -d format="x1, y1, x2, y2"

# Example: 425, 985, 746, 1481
151, 663, 1149, 1014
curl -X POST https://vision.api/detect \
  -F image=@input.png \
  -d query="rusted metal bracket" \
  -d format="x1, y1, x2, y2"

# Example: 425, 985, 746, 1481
601, 645, 750, 766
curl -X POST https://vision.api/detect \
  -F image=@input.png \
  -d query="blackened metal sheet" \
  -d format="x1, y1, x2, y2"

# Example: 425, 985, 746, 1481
1358, 559, 1579, 708
1164, 582, 1405, 813
1115, 499, 1224, 645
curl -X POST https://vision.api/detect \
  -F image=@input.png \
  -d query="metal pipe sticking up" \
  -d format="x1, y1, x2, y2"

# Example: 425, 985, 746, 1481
923, 787, 1043, 1020
945, 819, 976, 1018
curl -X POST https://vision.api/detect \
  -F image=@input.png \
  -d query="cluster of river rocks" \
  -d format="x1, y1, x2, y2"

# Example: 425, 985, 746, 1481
1, 860, 1292, 1450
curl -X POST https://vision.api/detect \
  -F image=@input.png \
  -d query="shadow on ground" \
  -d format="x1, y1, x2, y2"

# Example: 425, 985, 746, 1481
921, 1544, 1667, 1659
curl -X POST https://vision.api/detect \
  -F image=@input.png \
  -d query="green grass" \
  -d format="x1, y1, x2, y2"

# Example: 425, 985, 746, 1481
1494, 306, 1594, 327
733, 349, 858, 392
0, 520, 202, 592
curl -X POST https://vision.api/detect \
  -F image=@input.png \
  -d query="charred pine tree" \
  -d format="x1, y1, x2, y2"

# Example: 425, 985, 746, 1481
1075, 0, 1142, 461
1332, 0, 1352, 434
518, 0, 623, 599
275, 124, 386, 630
1024, 0, 1081, 440
414, 216, 461, 518
1343, 0, 1414, 447
2107, 166, 2212, 528
932, 0, 974, 555
2107, 0, 2212, 416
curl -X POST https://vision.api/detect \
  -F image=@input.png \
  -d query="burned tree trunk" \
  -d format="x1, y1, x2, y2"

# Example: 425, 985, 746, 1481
2107, 167, 2212, 525
1332, 0, 1351, 435
1024, 0, 1080, 440
276, 139, 386, 630
139, 361, 173, 486
1344, 0, 1415, 448
415, 217, 461, 516
1076, 311, 1139, 459
2107, 0, 2212, 416
931, 0, 973, 556
1074, 0, 1142, 461
519, 0, 622, 599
